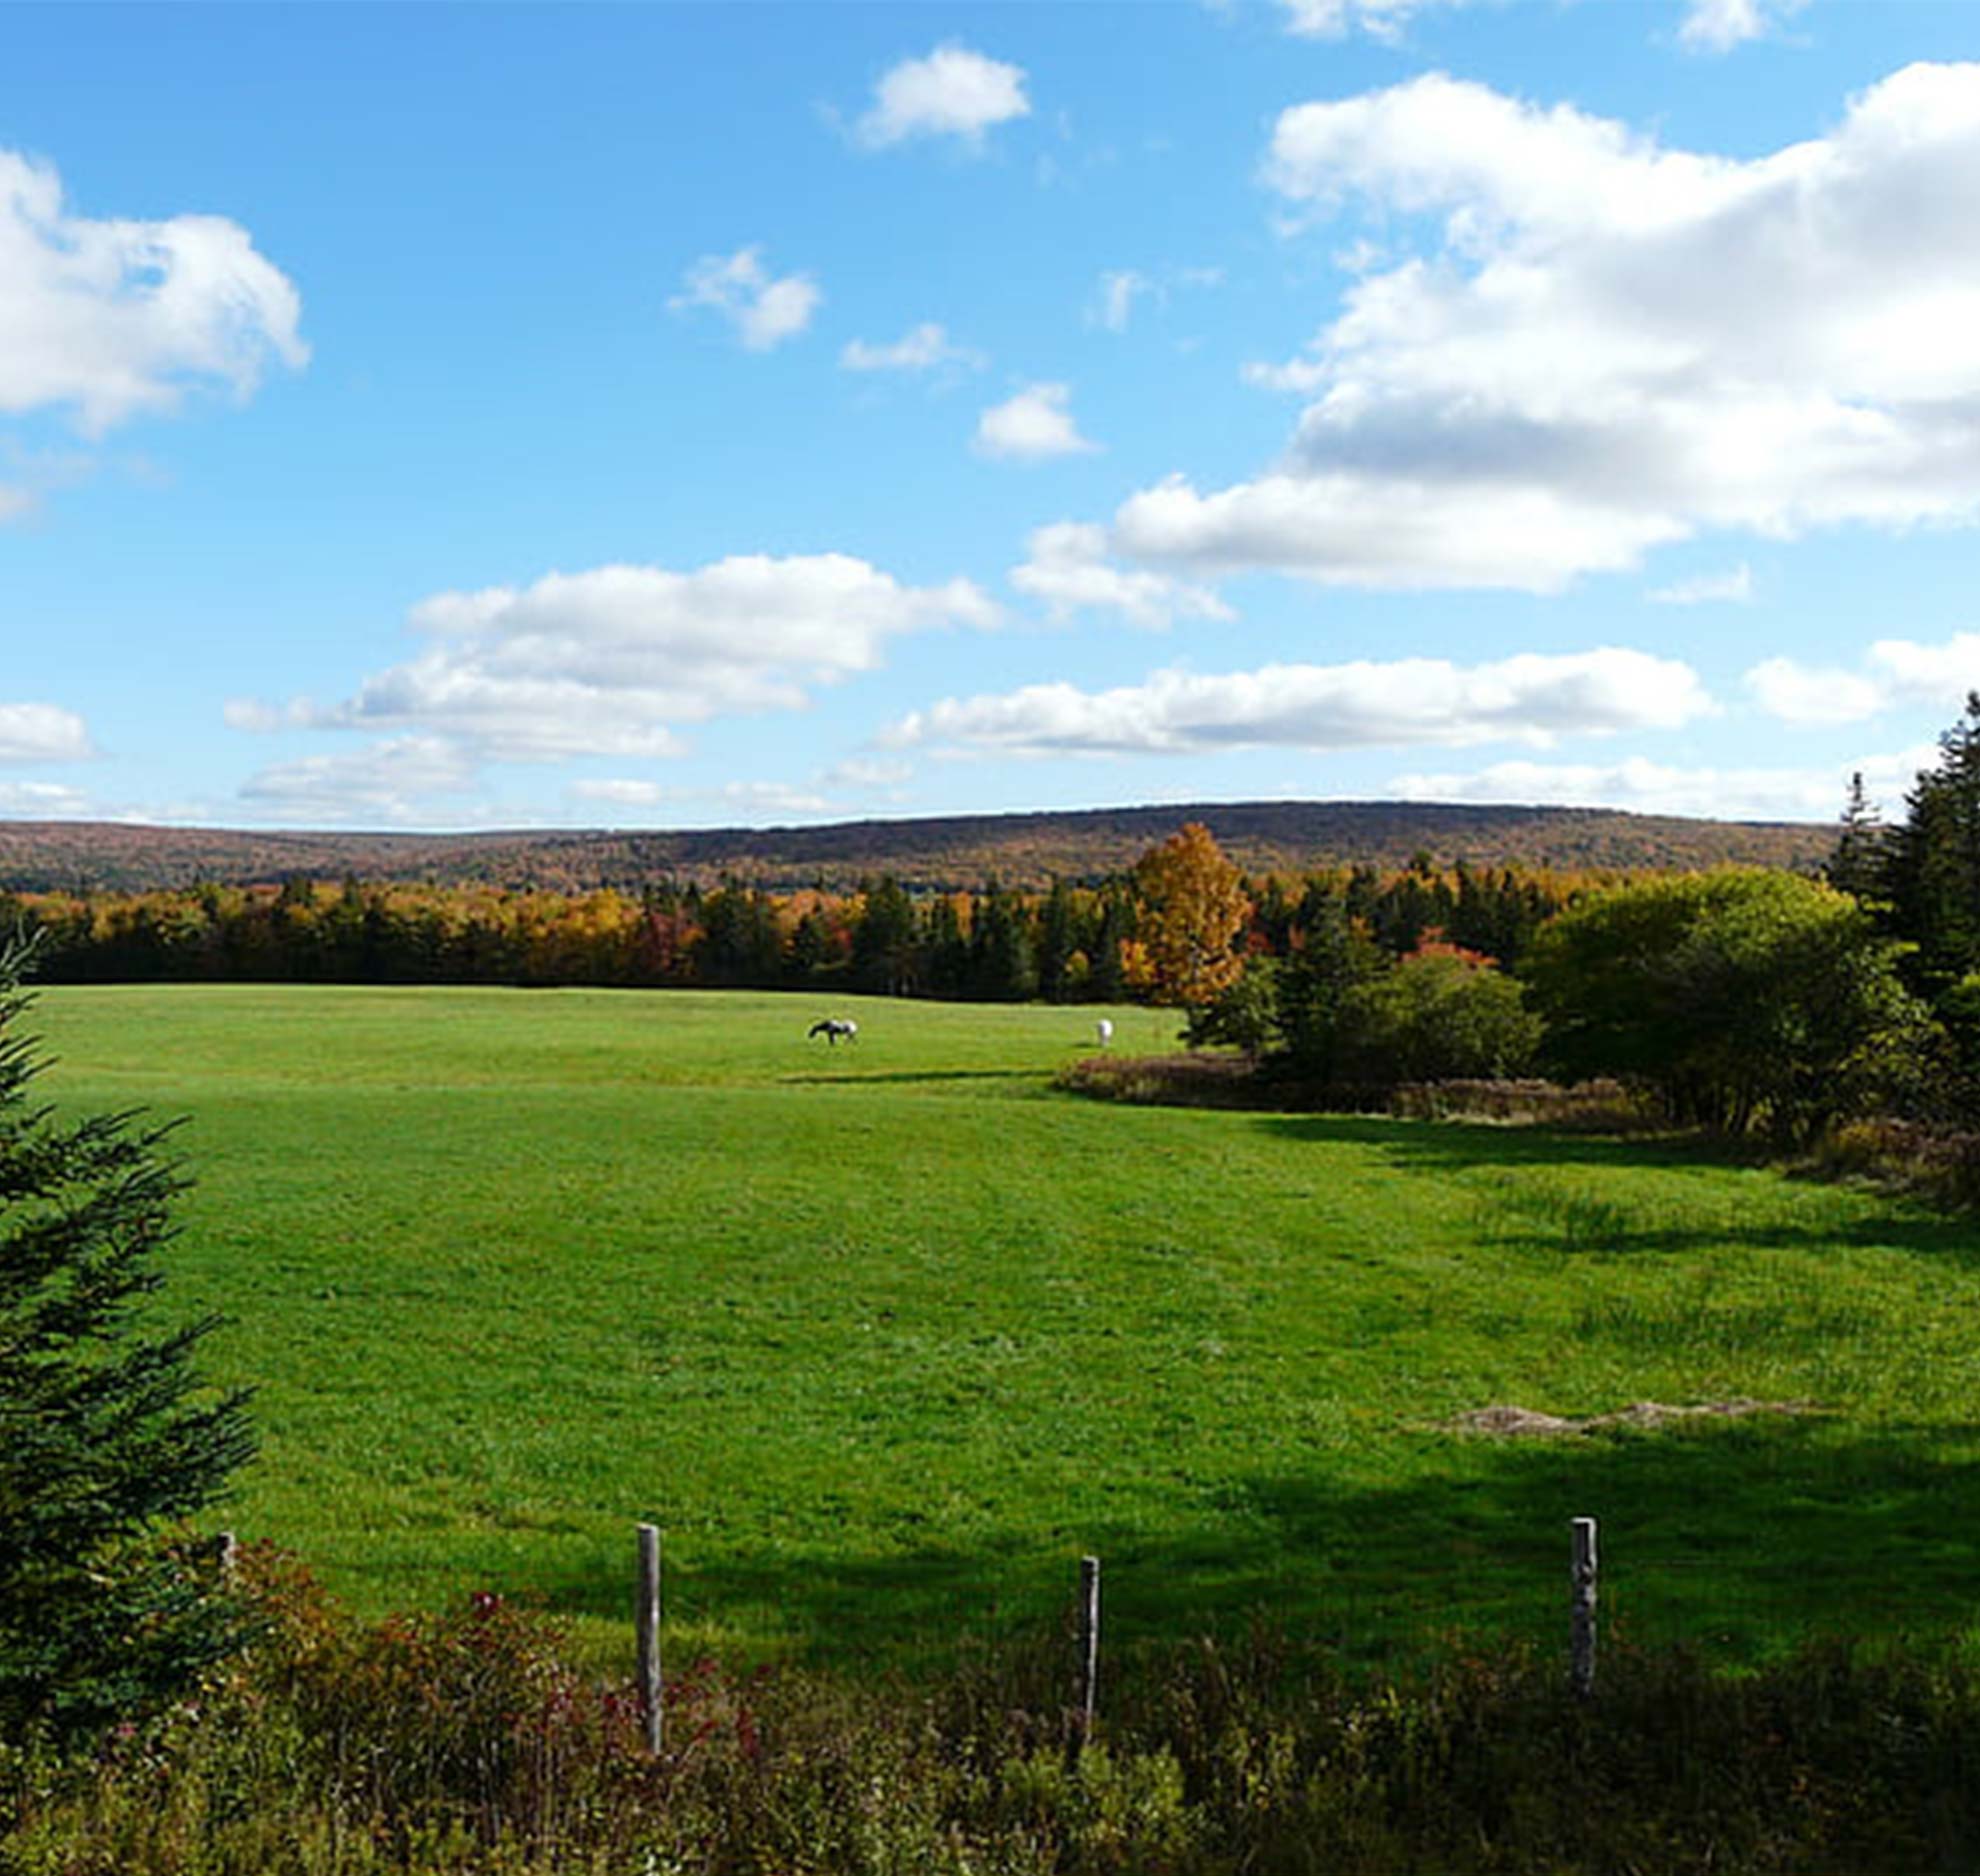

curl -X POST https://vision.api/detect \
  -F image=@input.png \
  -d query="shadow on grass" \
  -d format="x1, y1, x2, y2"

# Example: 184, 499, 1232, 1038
778, 1068, 1037, 1087
1253, 1113, 1980, 1261
528, 1417, 1980, 1675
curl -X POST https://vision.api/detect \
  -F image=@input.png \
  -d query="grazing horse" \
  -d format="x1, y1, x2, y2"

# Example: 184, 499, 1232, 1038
1095, 1018, 1114, 1047
808, 1018, 859, 1046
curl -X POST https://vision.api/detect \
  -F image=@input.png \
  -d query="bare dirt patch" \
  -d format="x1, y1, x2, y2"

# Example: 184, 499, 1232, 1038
1451, 1399, 1816, 1438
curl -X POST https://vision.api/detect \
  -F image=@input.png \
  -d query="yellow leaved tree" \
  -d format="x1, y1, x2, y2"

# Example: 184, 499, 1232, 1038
1125, 822, 1252, 1007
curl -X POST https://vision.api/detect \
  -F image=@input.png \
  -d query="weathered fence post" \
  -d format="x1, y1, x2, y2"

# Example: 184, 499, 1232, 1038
1570, 1516, 1598, 1699
1074, 1554, 1101, 1754
636, 1522, 662, 1753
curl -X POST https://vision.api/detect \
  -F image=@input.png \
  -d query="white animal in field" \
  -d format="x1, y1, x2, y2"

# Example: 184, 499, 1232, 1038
808, 1017, 859, 1046
1095, 1018, 1114, 1048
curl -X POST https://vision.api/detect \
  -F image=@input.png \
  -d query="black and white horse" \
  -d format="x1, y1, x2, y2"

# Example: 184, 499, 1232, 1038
808, 1018, 859, 1046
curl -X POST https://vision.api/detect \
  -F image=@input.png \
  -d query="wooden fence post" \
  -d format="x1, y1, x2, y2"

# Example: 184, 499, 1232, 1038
1075, 1554, 1101, 1750
636, 1523, 662, 1753
1570, 1516, 1598, 1699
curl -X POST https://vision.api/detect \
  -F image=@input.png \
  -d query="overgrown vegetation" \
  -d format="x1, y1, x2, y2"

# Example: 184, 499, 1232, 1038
7, 1549, 1980, 1875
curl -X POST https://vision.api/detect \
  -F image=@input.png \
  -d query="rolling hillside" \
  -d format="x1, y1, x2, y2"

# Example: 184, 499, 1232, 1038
0, 799, 1837, 894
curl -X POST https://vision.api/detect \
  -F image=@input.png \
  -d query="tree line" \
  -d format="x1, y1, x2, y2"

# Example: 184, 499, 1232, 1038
0, 853, 1582, 1002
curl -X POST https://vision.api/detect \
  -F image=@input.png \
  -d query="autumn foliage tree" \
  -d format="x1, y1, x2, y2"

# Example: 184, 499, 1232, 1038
1125, 823, 1252, 1007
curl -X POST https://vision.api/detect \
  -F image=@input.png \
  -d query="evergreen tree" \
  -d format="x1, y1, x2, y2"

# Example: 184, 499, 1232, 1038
0, 940, 254, 1739
1035, 878, 1079, 1003
967, 880, 1037, 1001
1886, 697, 1980, 990
1828, 771, 1890, 906
850, 875, 919, 996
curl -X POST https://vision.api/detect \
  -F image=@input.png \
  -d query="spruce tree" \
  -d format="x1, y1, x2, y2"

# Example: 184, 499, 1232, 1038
1886, 695, 1980, 990
1828, 770, 1890, 906
0, 940, 254, 1738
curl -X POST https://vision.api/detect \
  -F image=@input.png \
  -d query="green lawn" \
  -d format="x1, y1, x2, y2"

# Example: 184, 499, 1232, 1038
30, 982, 1980, 1671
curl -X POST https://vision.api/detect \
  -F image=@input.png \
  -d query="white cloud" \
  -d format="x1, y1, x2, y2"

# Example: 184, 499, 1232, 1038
855, 45, 1030, 151
254, 554, 998, 763
0, 149, 305, 434
825, 755, 913, 790
1746, 632, 1980, 725
1276, 0, 1470, 42
1127, 64, 1980, 593
839, 321, 984, 373
974, 382, 1099, 461
1743, 657, 1887, 726
1862, 633, 1980, 707
0, 780, 91, 816
1679, 0, 1809, 54
237, 736, 482, 826
670, 247, 820, 351
885, 646, 1712, 757
569, 778, 832, 816
1391, 744, 1939, 823
1010, 521, 1232, 629
1649, 563, 1753, 605
0, 702, 90, 763
1091, 270, 1154, 333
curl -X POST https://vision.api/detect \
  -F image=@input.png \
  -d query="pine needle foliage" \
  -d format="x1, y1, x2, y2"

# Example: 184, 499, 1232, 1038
0, 937, 254, 1740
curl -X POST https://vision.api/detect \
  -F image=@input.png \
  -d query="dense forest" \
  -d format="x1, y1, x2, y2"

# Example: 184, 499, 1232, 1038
1, 854, 1582, 1001
0, 798, 1834, 895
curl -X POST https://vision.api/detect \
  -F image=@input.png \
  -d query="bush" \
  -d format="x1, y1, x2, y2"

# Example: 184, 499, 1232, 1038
1335, 946, 1544, 1085
1524, 869, 1940, 1143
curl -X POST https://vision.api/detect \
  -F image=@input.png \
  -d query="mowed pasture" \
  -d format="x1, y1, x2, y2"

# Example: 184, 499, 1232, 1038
33, 982, 1980, 1672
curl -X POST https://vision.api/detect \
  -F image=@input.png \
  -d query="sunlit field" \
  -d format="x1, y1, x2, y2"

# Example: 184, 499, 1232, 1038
33, 983, 1980, 1671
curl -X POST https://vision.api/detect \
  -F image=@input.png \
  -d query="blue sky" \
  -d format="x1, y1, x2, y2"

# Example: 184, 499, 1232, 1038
4, 0, 1979, 832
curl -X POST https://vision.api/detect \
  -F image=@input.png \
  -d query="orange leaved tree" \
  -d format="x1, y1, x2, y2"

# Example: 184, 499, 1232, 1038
1126, 822, 1252, 1007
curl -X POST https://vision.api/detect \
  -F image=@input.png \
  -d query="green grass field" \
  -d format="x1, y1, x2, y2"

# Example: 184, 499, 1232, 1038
30, 982, 1980, 1672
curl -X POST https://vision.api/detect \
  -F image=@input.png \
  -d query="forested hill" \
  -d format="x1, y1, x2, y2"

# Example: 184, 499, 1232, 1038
0, 800, 1835, 894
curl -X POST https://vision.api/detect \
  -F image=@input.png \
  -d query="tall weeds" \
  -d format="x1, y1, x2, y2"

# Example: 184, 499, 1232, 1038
5, 1547, 1980, 1874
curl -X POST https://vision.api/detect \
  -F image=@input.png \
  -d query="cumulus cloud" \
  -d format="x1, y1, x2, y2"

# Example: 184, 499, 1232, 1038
247, 554, 998, 763
974, 383, 1099, 461
885, 647, 1711, 757
1679, 0, 1808, 54
1010, 521, 1231, 629
0, 150, 305, 434
839, 322, 984, 373
1746, 633, 1980, 725
1136, 64, 1980, 593
1391, 745, 1938, 822
670, 247, 820, 351
855, 45, 1030, 151
237, 735, 482, 827
1649, 564, 1754, 605
0, 702, 90, 763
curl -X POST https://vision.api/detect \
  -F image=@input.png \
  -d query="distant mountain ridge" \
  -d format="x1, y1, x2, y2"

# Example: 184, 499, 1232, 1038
0, 802, 1837, 895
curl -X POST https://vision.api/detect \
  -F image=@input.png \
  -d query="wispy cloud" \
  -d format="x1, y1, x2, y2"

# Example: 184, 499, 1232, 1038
670, 246, 821, 351
1649, 564, 1753, 605
839, 322, 984, 374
